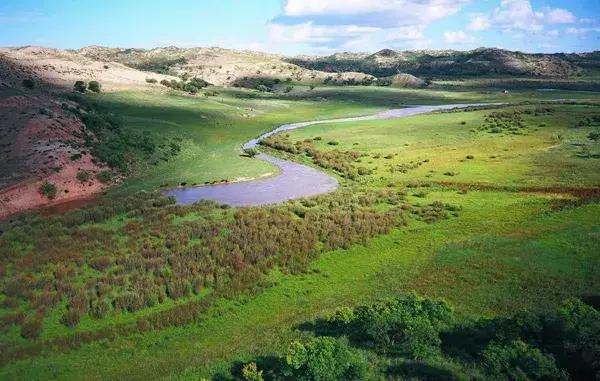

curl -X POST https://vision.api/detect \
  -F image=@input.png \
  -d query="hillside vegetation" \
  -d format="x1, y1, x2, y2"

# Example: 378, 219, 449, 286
0, 44, 599, 380
289, 48, 600, 79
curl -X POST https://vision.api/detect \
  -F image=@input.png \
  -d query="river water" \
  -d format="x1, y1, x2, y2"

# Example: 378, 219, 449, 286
165, 104, 487, 206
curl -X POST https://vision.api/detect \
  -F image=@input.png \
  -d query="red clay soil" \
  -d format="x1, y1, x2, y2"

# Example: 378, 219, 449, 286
0, 94, 110, 219
0, 151, 107, 218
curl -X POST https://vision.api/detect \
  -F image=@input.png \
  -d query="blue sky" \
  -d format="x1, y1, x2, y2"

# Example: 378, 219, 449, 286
1, 0, 598, 55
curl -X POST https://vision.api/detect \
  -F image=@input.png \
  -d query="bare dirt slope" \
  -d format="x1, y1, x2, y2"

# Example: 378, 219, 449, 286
77, 46, 375, 86
0, 46, 177, 91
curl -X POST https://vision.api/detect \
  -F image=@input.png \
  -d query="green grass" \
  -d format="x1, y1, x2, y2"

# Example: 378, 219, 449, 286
2, 192, 598, 380
1, 86, 600, 380
94, 89, 388, 193
283, 103, 600, 188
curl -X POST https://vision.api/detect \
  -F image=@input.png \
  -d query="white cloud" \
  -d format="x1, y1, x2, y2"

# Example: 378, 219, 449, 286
566, 27, 600, 37
269, 22, 379, 44
285, 0, 392, 16
283, 0, 468, 22
492, 0, 545, 32
386, 26, 426, 41
466, 13, 491, 31
444, 30, 476, 44
478, 0, 579, 33
543, 7, 576, 24
273, 0, 470, 52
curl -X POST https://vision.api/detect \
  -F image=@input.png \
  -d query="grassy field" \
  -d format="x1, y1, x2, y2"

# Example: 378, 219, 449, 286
0, 85, 599, 380
92, 86, 599, 192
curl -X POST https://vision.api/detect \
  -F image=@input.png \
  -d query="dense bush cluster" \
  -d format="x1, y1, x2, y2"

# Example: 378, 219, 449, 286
260, 134, 371, 179
38, 181, 57, 199
132, 56, 188, 75
159, 77, 211, 94
65, 95, 181, 172
389, 160, 427, 174
479, 109, 527, 134
575, 114, 600, 128
238, 295, 600, 380
232, 77, 280, 92
0, 185, 461, 363
322, 75, 374, 86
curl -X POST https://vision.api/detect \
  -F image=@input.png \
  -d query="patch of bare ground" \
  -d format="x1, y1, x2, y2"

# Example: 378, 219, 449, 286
0, 46, 178, 92
0, 91, 112, 218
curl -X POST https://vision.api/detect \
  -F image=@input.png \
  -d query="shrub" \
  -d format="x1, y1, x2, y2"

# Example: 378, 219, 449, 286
284, 85, 294, 93
241, 362, 264, 381
22, 78, 35, 89
256, 84, 270, 92
481, 340, 566, 381
74, 80, 87, 93
61, 309, 81, 328
95, 170, 113, 183
90, 299, 111, 319
88, 81, 101, 93
327, 140, 339, 146
349, 295, 453, 359
466, 155, 474, 159
88, 255, 112, 271
588, 131, 600, 143
283, 337, 368, 380
243, 148, 258, 158
38, 181, 57, 199
145, 78, 158, 84
76, 171, 91, 182
21, 316, 43, 340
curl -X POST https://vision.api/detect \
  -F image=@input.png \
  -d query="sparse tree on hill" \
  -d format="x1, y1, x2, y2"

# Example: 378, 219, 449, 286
74, 80, 87, 93
22, 78, 35, 89
88, 81, 101, 93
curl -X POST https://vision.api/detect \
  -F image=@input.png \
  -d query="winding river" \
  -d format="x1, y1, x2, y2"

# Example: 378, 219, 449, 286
165, 104, 487, 206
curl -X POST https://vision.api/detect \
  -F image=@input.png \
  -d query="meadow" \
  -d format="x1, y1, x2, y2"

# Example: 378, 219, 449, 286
0, 85, 599, 380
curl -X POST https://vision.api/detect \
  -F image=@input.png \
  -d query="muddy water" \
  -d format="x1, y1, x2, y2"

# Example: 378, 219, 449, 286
165, 104, 488, 206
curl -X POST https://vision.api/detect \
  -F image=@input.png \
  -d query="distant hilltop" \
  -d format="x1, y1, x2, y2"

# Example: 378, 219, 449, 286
2, 46, 599, 92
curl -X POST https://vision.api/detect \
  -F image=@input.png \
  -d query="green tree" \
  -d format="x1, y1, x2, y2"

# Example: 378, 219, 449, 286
241, 362, 264, 381
22, 78, 35, 89
38, 181, 57, 199
346, 295, 453, 359
74, 80, 87, 93
481, 340, 566, 381
76, 171, 91, 182
88, 80, 101, 93
284, 337, 368, 381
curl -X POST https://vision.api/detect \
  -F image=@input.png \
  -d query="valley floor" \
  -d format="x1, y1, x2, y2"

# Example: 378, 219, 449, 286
0, 85, 599, 380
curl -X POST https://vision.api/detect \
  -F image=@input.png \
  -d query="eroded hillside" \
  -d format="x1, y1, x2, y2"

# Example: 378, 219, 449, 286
289, 48, 600, 78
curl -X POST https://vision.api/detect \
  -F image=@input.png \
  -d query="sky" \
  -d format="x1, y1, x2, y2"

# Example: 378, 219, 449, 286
1, 0, 599, 55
